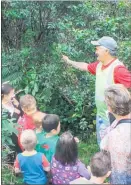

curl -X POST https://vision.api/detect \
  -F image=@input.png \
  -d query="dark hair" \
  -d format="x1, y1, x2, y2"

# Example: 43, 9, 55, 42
42, 114, 60, 132
55, 131, 78, 165
1, 83, 13, 99
90, 150, 111, 177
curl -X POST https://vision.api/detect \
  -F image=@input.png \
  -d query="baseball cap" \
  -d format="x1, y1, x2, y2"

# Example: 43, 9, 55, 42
91, 36, 118, 51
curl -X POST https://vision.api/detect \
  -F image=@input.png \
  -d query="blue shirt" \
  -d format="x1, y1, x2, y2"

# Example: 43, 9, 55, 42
17, 152, 47, 184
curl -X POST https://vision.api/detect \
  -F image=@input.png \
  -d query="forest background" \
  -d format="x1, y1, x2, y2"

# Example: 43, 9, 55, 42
1, 1, 131, 184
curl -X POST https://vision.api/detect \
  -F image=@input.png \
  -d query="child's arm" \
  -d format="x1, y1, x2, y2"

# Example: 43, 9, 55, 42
77, 160, 91, 180
14, 156, 21, 173
42, 155, 50, 172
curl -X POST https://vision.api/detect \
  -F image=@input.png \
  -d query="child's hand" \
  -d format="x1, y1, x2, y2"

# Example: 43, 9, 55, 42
14, 108, 20, 114
87, 166, 91, 174
12, 98, 19, 107
74, 137, 80, 143
15, 167, 21, 173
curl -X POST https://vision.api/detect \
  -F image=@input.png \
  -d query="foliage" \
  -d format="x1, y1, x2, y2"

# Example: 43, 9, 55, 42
78, 134, 99, 165
2, 113, 18, 185
1, 112, 20, 184
2, 111, 18, 160
1, 1, 130, 183
2, 1, 131, 141
2, 164, 23, 185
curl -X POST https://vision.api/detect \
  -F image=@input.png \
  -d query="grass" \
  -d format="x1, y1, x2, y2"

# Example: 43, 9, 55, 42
2, 134, 99, 184
78, 134, 99, 165
2, 163, 23, 184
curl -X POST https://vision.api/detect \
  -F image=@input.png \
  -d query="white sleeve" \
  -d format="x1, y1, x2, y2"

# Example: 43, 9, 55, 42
100, 134, 109, 151
3, 104, 15, 117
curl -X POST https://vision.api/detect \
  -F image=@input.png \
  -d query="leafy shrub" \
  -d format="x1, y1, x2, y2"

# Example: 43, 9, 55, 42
2, 1, 131, 142
2, 111, 18, 166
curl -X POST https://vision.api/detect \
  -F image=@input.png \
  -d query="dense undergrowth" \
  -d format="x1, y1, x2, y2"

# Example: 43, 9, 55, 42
2, 1, 131, 141
1, 1, 131, 183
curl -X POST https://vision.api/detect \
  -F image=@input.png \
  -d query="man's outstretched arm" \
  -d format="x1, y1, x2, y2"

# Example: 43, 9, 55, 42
62, 55, 88, 71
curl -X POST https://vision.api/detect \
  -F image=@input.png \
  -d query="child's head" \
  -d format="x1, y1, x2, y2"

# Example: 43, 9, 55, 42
90, 150, 111, 179
20, 129, 37, 151
105, 84, 131, 116
20, 94, 37, 115
32, 111, 46, 129
2, 83, 15, 101
42, 114, 60, 135
55, 131, 78, 165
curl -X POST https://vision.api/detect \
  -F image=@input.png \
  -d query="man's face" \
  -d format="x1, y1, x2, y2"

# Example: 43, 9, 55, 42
95, 46, 108, 62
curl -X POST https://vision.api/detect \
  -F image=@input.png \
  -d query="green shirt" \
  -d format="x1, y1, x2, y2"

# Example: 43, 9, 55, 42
35, 131, 59, 163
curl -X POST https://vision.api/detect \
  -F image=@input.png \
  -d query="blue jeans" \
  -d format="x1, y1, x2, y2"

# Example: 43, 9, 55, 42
111, 171, 131, 184
96, 115, 110, 146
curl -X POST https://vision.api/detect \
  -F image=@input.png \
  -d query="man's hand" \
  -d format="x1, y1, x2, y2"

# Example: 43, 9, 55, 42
62, 54, 88, 71
62, 55, 69, 63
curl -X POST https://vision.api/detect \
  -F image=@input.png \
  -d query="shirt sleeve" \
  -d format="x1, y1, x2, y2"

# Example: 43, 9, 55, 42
114, 65, 131, 88
100, 134, 109, 151
14, 156, 20, 168
87, 61, 99, 75
42, 155, 50, 168
77, 160, 91, 180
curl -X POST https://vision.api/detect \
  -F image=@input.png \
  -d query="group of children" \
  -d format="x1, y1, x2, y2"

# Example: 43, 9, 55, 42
2, 82, 131, 184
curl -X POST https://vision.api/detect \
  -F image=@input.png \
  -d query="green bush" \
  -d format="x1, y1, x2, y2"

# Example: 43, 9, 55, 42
2, 1, 131, 183
2, 1, 131, 142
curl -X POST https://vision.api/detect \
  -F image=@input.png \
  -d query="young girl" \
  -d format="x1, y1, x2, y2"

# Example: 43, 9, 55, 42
2, 82, 23, 121
51, 131, 90, 184
14, 129, 50, 185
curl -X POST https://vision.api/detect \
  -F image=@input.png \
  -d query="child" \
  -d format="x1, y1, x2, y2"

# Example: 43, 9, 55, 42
14, 129, 50, 185
17, 94, 37, 150
32, 111, 46, 134
2, 82, 23, 121
18, 94, 37, 150
18, 94, 37, 130
51, 131, 90, 184
36, 114, 60, 163
70, 150, 111, 184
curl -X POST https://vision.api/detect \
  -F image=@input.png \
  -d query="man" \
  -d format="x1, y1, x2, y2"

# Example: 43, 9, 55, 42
100, 84, 131, 184
62, 36, 131, 145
